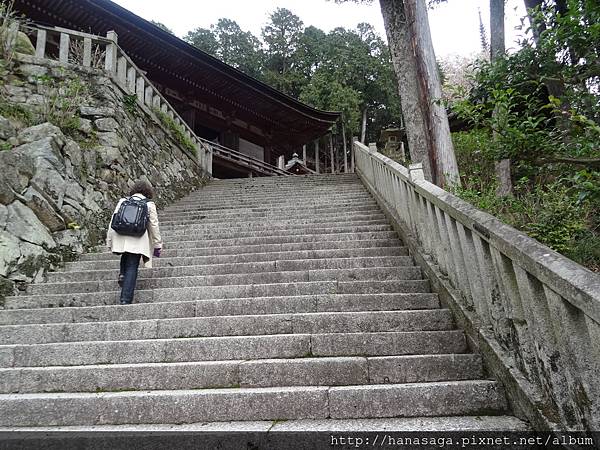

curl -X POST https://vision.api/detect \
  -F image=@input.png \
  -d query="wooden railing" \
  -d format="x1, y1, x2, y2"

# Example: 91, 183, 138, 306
354, 141, 600, 431
16, 22, 291, 177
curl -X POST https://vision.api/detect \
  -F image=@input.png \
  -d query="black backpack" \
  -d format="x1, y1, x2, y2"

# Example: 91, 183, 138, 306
110, 196, 149, 237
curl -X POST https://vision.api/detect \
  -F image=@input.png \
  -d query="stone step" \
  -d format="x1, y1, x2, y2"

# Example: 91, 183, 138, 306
158, 210, 385, 226
167, 198, 375, 211
0, 416, 530, 432
0, 354, 483, 393
81, 239, 404, 261
49, 255, 413, 283
157, 224, 394, 240
162, 201, 377, 213
65, 247, 407, 272
159, 218, 390, 235
0, 380, 507, 425
95, 230, 400, 251
169, 192, 373, 206
0, 330, 467, 368
0, 309, 453, 345
158, 204, 382, 221
7, 279, 431, 309
0, 293, 440, 326
30, 267, 424, 296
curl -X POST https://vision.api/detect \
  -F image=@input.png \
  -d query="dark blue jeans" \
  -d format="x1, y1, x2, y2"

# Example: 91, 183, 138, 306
119, 252, 141, 304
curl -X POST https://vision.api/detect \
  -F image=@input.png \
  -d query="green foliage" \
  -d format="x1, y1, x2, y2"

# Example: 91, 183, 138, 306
447, 1, 599, 270
35, 73, 88, 136
183, 11, 401, 146
122, 94, 137, 114
0, 99, 33, 125
153, 108, 197, 156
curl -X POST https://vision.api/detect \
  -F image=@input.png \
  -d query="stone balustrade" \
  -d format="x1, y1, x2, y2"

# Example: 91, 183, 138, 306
354, 140, 600, 431
21, 23, 214, 175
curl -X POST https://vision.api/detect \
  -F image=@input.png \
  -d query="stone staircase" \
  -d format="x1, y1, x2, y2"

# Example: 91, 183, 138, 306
0, 174, 528, 430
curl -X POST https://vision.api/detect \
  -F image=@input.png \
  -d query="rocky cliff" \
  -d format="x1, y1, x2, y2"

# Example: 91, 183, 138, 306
0, 55, 207, 304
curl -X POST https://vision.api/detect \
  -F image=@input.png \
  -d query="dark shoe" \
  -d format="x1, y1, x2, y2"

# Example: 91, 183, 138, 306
118, 274, 124, 287
119, 299, 131, 305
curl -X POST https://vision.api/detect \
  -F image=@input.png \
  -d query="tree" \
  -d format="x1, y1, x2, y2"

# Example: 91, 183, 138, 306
262, 8, 305, 95
184, 27, 219, 56
334, 0, 460, 187
185, 19, 264, 78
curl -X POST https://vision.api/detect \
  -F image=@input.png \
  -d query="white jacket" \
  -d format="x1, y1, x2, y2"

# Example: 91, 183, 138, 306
106, 193, 162, 268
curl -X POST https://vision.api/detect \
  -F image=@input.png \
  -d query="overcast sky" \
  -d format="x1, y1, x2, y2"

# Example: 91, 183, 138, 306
112, 0, 528, 58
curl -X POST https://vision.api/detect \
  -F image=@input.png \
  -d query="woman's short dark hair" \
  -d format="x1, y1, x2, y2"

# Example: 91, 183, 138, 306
129, 180, 155, 199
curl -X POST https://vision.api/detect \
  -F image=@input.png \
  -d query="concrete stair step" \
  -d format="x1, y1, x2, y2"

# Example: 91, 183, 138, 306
0, 416, 530, 431
65, 247, 408, 272
80, 239, 404, 261
159, 224, 394, 241
49, 256, 413, 282
0, 330, 468, 367
159, 204, 382, 220
0, 293, 440, 325
29, 267, 425, 295
11, 279, 431, 309
158, 211, 386, 227
0, 380, 507, 425
170, 193, 374, 206
0, 309, 453, 345
91, 231, 400, 251
0, 354, 483, 393
160, 218, 390, 234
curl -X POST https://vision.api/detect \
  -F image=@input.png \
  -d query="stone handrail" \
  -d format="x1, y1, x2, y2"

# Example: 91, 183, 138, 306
19, 23, 291, 178
353, 141, 600, 431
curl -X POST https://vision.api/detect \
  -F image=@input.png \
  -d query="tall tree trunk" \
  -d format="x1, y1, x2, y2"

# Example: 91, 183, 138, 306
380, 0, 460, 188
360, 108, 368, 143
490, 0, 512, 197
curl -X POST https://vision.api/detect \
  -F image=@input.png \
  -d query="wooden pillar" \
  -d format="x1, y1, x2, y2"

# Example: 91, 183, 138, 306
315, 139, 320, 174
302, 144, 307, 163
329, 134, 335, 173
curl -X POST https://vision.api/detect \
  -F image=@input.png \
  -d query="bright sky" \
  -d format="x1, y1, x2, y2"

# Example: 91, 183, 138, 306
112, 0, 529, 59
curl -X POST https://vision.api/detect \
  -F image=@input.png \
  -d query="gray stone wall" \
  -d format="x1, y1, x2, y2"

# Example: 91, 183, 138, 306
0, 56, 207, 304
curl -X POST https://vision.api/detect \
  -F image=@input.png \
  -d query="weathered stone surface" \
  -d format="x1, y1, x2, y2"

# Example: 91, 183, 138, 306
0, 204, 7, 229
5, 201, 55, 248
0, 116, 16, 140
17, 123, 62, 145
97, 132, 122, 148
0, 57, 205, 302
0, 231, 21, 277
95, 146, 121, 166
62, 140, 82, 168
79, 106, 115, 117
21, 186, 65, 232
94, 118, 119, 132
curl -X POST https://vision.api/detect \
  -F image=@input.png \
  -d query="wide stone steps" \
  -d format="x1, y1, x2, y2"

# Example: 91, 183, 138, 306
9, 279, 432, 309
80, 234, 402, 261
1, 331, 468, 367
0, 381, 507, 426
0, 354, 483, 394
0, 309, 453, 345
0, 293, 440, 325
0, 416, 529, 432
49, 255, 411, 283
0, 173, 525, 430
159, 203, 382, 221
64, 247, 408, 272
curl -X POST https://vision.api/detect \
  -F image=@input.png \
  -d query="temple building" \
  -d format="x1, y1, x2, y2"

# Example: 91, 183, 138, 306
13, 0, 340, 177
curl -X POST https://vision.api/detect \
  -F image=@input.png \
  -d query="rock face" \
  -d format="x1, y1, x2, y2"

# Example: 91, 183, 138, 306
0, 57, 207, 305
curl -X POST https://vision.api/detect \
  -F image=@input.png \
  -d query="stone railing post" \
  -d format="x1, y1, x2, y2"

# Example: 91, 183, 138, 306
409, 163, 425, 182
35, 29, 47, 59
352, 136, 358, 172
104, 30, 118, 73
